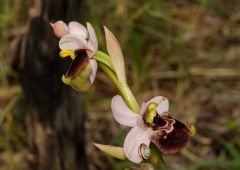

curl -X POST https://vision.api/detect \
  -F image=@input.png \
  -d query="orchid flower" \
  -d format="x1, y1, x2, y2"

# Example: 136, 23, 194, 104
51, 21, 98, 92
111, 95, 191, 163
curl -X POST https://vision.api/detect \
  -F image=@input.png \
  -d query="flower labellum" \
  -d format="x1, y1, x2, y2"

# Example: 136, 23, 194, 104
111, 95, 191, 163
149, 113, 191, 154
62, 50, 92, 91
51, 21, 98, 92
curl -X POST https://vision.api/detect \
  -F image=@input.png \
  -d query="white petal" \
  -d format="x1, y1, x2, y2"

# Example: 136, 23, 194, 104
89, 59, 97, 84
146, 96, 169, 115
59, 34, 89, 50
111, 95, 139, 127
104, 26, 126, 83
68, 21, 88, 39
124, 126, 151, 163
140, 102, 147, 115
87, 22, 98, 54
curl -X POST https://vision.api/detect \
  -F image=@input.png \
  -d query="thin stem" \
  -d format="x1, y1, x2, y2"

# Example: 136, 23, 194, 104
94, 51, 114, 70
150, 144, 165, 169
99, 63, 140, 113
120, 83, 140, 113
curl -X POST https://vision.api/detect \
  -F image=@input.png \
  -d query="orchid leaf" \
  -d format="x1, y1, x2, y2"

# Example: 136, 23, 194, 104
94, 143, 126, 160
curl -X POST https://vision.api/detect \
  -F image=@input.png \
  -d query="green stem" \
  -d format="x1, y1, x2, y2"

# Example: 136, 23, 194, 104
120, 83, 140, 113
94, 51, 114, 70
150, 144, 165, 169
99, 63, 140, 113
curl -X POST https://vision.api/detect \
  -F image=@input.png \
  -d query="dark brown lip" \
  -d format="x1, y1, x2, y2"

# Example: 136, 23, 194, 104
66, 49, 89, 77
151, 115, 191, 154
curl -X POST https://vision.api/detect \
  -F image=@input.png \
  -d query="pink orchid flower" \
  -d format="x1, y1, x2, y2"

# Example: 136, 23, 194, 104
51, 21, 98, 92
111, 95, 191, 163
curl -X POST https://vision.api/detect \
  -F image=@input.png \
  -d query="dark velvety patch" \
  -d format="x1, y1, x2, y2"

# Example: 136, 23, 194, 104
152, 114, 175, 133
153, 114, 166, 126
67, 50, 89, 77
151, 118, 191, 154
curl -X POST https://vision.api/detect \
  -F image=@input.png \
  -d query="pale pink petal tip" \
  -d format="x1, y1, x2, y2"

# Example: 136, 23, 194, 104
111, 95, 139, 127
87, 22, 98, 54
51, 20, 68, 38
123, 126, 151, 163
59, 34, 88, 50
68, 21, 88, 39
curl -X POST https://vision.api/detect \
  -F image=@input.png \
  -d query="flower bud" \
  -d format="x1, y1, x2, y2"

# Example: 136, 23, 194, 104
51, 21, 68, 38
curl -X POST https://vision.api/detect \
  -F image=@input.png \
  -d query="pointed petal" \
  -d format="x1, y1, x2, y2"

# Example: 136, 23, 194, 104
68, 21, 88, 39
111, 95, 139, 127
146, 96, 169, 115
59, 34, 89, 50
89, 59, 97, 84
94, 143, 126, 160
104, 26, 126, 83
124, 126, 151, 163
51, 20, 68, 38
87, 22, 98, 54
151, 118, 191, 155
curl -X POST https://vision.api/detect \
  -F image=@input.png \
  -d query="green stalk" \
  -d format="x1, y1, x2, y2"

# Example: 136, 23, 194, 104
120, 83, 140, 113
150, 144, 165, 170
94, 51, 114, 70
99, 63, 140, 113
94, 51, 140, 112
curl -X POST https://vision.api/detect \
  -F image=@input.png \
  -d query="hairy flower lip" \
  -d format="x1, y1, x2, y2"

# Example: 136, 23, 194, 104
151, 118, 191, 155
148, 113, 191, 155
150, 112, 176, 133
66, 49, 89, 78
61, 48, 97, 92
149, 112, 191, 155
111, 95, 192, 163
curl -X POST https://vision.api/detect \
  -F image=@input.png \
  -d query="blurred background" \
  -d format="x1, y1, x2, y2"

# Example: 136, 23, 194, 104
0, 0, 240, 170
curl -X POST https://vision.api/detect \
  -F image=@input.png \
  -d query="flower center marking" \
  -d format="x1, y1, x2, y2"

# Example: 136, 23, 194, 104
145, 102, 158, 124
138, 144, 151, 160
60, 50, 76, 60
144, 97, 167, 124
